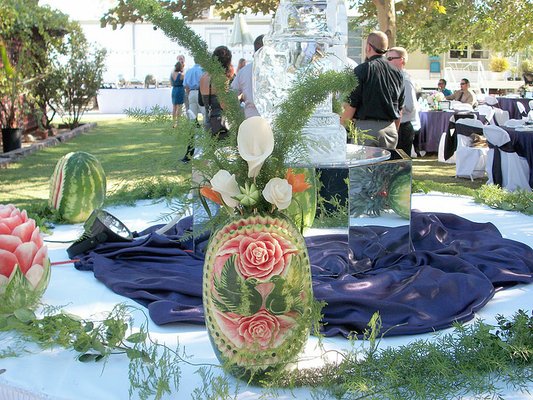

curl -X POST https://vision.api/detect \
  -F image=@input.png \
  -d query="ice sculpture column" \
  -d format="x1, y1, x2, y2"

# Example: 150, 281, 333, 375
253, 0, 349, 163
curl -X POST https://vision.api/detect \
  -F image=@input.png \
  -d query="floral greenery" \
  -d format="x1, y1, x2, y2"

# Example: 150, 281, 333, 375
264, 310, 533, 400
0, 303, 188, 400
128, 0, 356, 236
474, 184, 533, 215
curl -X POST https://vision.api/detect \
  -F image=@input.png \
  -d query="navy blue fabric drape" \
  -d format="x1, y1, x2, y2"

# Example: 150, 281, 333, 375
74, 211, 533, 337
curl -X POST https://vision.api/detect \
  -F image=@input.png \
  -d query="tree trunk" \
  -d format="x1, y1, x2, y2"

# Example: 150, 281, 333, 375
372, 0, 396, 47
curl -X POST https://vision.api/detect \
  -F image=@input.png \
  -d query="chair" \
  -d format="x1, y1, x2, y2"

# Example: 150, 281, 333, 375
476, 104, 495, 125
438, 113, 478, 163
455, 119, 488, 180
493, 108, 510, 126
517, 102, 527, 117
484, 95, 499, 106
504, 119, 525, 128
483, 125, 531, 191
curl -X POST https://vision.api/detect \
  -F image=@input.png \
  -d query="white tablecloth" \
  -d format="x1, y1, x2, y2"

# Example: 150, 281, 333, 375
1, 194, 532, 399
97, 88, 173, 114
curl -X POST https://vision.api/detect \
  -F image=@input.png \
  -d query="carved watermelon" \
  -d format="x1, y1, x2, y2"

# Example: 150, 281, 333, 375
388, 171, 411, 219
203, 213, 313, 380
49, 152, 106, 223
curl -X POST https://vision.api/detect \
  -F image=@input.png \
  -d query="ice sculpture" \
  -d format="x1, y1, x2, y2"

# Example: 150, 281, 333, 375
253, 0, 349, 163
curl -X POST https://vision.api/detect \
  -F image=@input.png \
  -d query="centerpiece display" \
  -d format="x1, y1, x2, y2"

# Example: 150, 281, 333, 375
200, 117, 314, 380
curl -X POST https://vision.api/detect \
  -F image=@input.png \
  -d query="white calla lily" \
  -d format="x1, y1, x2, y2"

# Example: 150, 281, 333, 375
237, 116, 274, 178
210, 170, 241, 208
262, 178, 293, 210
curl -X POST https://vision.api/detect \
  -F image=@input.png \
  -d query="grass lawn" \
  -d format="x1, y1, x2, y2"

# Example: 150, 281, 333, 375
0, 116, 488, 216
0, 117, 191, 212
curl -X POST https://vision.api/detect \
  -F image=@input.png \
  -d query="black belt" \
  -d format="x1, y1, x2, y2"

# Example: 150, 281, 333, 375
356, 118, 394, 122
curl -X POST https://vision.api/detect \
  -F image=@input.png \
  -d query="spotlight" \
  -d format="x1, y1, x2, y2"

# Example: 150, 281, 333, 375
67, 209, 133, 258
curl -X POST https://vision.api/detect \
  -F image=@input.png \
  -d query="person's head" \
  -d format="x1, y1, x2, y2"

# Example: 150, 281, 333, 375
438, 79, 447, 89
387, 46, 407, 69
237, 58, 246, 71
460, 78, 470, 90
174, 62, 183, 72
254, 34, 265, 52
366, 31, 388, 57
177, 54, 186, 65
213, 45, 233, 76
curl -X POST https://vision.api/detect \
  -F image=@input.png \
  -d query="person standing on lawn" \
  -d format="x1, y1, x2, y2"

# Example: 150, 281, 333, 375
340, 31, 404, 149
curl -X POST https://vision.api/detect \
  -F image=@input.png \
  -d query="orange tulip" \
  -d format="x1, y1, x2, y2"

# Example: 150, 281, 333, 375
200, 186, 223, 205
285, 168, 311, 193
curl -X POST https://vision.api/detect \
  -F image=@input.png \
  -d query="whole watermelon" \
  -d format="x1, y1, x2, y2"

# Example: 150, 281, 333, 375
49, 152, 106, 223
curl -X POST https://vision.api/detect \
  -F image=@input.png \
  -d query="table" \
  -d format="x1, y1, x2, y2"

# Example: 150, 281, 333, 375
418, 110, 455, 152
97, 88, 173, 113
496, 97, 531, 119
418, 110, 481, 154
1, 195, 532, 399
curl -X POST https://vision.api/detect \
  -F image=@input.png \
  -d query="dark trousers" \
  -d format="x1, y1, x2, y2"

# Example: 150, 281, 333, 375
397, 121, 417, 156
354, 119, 398, 149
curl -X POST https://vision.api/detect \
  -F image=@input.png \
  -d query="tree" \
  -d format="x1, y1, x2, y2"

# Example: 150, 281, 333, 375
101, 0, 532, 55
100, 0, 279, 28
351, 0, 533, 55
53, 28, 107, 129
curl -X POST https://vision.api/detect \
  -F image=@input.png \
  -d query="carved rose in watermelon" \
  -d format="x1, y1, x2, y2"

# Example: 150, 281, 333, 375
49, 151, 106, 223
203, 213, 313, 380
388, 171, 412, 219
0, 204, 50, 313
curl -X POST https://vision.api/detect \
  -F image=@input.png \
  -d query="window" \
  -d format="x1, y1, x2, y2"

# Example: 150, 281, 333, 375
347, 27, 363, 63
449, 43, 488, 60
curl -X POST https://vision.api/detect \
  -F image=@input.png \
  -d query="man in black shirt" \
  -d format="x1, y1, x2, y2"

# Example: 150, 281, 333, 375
341, 31, 404, 149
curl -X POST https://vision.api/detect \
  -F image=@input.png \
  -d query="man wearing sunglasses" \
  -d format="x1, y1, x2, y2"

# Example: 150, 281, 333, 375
445, 78, 477, 107
386, 47, 420, 157
341, 31, 404, 149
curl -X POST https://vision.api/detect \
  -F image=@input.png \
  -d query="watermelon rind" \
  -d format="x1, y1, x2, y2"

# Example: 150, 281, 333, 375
49, 152, 106, 223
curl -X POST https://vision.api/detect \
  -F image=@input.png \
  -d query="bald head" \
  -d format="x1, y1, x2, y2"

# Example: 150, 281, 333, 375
367, 31, 388, 55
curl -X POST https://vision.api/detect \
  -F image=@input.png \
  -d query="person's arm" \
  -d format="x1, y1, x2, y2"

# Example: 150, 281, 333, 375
445, 91, 458, 101
340, 103, 356, 127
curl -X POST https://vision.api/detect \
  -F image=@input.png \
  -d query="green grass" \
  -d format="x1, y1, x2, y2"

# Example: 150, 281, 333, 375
0, 116, 504, 219
412, 155, 487, 196
0, 117, 191, 213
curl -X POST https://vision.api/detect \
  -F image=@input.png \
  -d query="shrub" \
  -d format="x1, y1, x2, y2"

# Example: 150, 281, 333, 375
489, 56, 510, 72
520, 59, 533, 74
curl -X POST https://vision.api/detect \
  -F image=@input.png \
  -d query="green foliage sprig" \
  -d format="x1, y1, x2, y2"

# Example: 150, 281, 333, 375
266, 310, 533, 400
474, 184, 533, 215
0, 303, 196, 400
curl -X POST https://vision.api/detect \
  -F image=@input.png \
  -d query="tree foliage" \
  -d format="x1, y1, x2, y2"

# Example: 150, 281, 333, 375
100, 0, 279, 29
351, 0, 533, 55
101, 0, 532, 56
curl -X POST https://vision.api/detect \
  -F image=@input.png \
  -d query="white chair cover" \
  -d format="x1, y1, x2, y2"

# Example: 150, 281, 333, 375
451, 101, 474, 112
438, 131, 455, 163
454, 119, 487, 180
504, 119, 525, 128
476, 104, 495, 125
517, 101, 527, 117
484, 96, 499, 106
493, 108, 510, 126
483, 125, 531, 191
529, 100, 533, 110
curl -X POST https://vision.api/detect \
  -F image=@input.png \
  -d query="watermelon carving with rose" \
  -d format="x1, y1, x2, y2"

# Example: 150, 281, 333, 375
202, 213, 313, 379
0, 204, 50, 313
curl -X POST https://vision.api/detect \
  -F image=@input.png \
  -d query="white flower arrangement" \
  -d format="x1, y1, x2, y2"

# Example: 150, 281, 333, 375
427, 91, 446, 108
200, 116, 311, 216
